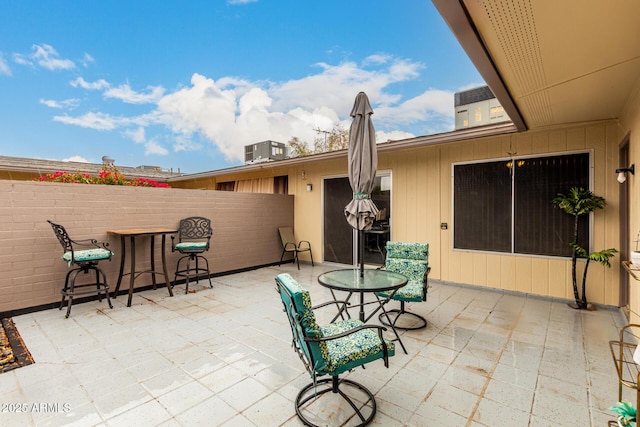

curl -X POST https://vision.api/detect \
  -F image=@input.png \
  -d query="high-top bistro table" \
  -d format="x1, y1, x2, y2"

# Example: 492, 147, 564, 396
317, 268, 409, 353
107, 227, 176, 307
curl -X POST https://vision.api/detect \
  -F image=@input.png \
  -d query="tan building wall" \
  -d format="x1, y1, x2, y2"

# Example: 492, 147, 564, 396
0, 181, 293, 315
619, 80, 640, 322
201, 121, 622, 308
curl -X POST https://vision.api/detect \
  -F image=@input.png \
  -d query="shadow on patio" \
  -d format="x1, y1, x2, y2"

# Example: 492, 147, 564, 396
3, 262, 629, 426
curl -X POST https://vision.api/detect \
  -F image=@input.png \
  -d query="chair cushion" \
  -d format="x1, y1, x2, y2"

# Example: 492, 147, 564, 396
319, 318, 395, 376
62, 248, 112, 266
386, 242, 428, 261
276, 274, 321, 334
385, 258, 428, 282
276, 273, 395, 378
382, 242, 429, 302
176, 241, 208, 251
376, 280, 425, 302
276, 274, 327, 365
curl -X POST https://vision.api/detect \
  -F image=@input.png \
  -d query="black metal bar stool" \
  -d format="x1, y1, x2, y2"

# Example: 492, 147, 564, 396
171, 217, 213, 293
48, 220, 113, 318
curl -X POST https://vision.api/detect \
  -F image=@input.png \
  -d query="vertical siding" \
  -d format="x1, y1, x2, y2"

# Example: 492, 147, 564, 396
619, 80, 640, 322
193, 120, 623, 308
384, 121, 620, 306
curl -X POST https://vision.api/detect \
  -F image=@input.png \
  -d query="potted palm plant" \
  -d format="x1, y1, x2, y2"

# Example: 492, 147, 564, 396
552, 187, 617, 309
609, 401, 636, 426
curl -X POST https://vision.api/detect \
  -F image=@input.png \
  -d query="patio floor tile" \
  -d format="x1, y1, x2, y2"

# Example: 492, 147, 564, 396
5, 262, 628, 426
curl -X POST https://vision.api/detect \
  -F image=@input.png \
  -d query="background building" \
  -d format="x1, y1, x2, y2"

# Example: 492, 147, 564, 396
244, 140, 287, 164
454, 85, 510, 130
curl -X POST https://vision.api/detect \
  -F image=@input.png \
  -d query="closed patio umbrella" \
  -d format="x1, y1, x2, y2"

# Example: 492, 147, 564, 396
344, 92, 379, 277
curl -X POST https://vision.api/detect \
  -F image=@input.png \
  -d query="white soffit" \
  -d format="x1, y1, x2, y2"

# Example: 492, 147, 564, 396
462, 0, 640, 128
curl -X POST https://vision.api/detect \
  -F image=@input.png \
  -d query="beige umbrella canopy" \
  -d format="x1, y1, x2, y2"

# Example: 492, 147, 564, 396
344, 92, 379, 276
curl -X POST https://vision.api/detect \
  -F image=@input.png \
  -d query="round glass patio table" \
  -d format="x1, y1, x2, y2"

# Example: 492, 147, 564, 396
318, 268, 407, 295
318, 268, 408, 352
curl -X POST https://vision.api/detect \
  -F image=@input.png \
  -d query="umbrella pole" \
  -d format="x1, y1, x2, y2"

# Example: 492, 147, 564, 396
359, 229, 364, 277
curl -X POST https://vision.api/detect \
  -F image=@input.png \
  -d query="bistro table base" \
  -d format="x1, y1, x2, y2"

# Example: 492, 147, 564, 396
107, 228, 176, 307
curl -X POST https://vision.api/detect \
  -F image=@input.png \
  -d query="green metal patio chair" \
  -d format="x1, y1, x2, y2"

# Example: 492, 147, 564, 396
275, 273, 394, 427
376, 241, 430, 330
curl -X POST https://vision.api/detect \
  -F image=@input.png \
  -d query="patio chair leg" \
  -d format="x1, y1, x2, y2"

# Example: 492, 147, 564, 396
60, 269, 74, 312
200, 255, 213, 288
185, 256, 191, 294
95, 268, 102, 302
97, 267, 113, 310
378, 301, 427, 331
295, 377, 376, 427
173, 253, 212, 293
63, 273, 76, 318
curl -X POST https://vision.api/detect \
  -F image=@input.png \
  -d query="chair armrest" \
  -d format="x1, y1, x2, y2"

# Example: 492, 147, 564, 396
312, 300, 349, 311
70, 238, 110, 251
305, 324, 388, 342
298, 240, 312, 249
283, 242, 297, 251
420, 266, 431, 301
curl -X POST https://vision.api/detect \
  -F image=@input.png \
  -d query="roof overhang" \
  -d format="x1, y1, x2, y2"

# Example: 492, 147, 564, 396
433, 0, 640, 131
169, 121, 518, 181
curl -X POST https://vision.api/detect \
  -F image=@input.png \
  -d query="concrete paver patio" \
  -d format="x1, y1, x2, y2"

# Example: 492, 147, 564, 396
1, 263, 630, 426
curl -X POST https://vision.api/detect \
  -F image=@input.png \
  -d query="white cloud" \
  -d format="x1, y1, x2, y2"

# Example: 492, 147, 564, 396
268, 60, 422, 115
55, 55, 460, 164
0, 53, 11, 76
363, 54, 391, 65
374, 88, 453, 130
70, 77, 110, 90
31, 44, 75, 70
40, 98, 80, 109
172, 134, 201, 152
104, 83, 165, 104
152, 73, 354, 162
12, 44, 77, 71
53, 112, 120, 130
124, 127, 146, 143
62, 155, 89, 163
227, 0, 258, 4
144, 140, 168, 156
81, 53, 94, 68
13, 53, 32, 67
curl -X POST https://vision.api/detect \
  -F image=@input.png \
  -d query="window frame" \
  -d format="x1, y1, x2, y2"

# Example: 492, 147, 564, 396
451, 150, 593, 259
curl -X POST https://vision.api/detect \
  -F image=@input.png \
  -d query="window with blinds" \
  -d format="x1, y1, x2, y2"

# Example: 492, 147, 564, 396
453, 152, 590, 257
216, 176, 289, 194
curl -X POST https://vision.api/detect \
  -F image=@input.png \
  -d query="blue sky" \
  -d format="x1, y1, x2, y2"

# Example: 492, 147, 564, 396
0, 1, 484, 174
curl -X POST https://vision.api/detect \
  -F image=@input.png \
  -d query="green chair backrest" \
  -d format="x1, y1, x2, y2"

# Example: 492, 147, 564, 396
385, 242, 429, 282
275, 273, 328, 374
